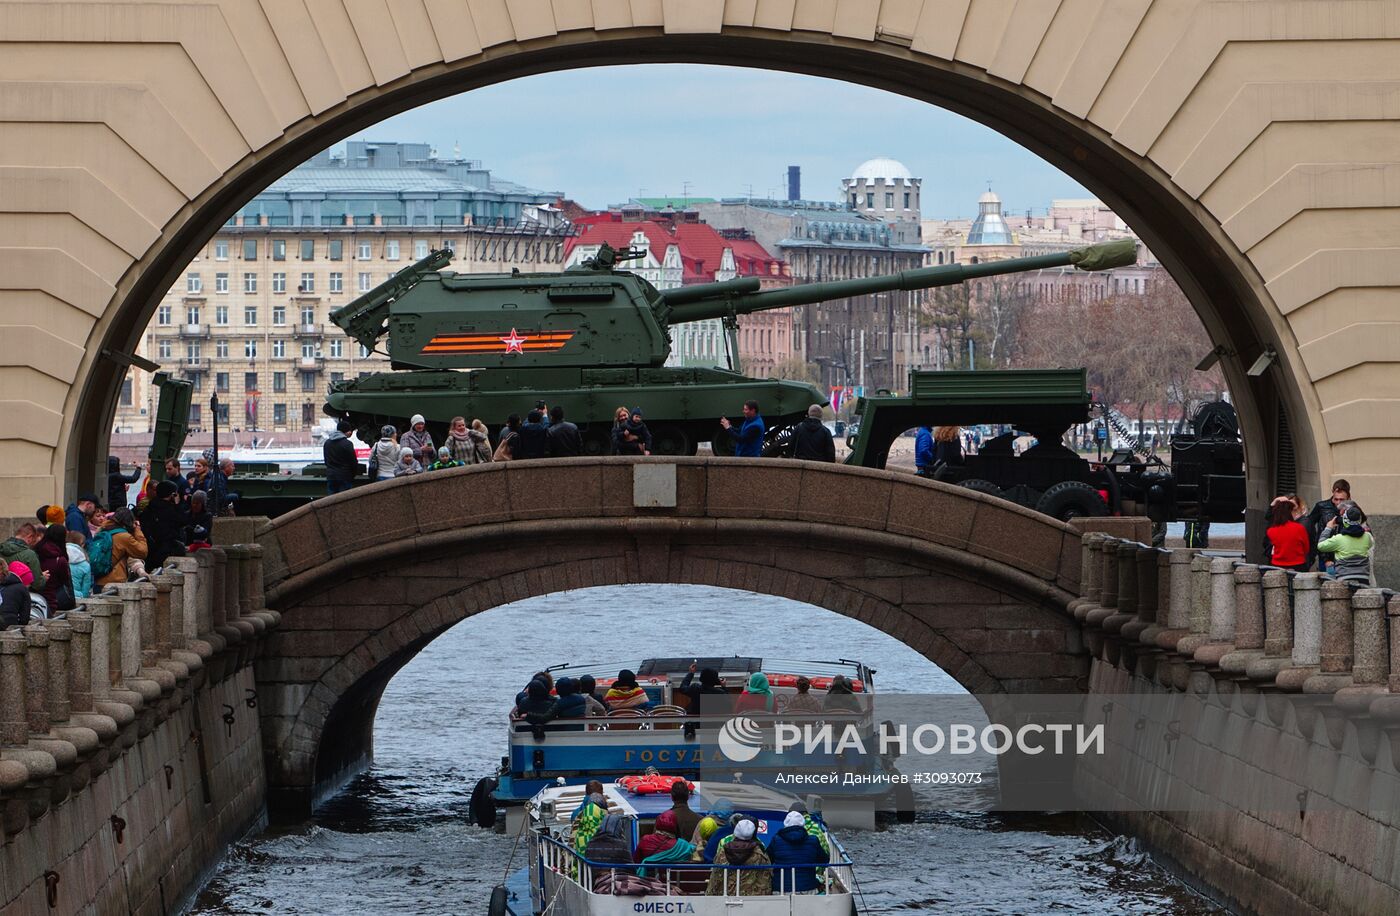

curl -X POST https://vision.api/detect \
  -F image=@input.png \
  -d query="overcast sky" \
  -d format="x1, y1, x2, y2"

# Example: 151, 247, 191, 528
333, 64, 1091, 219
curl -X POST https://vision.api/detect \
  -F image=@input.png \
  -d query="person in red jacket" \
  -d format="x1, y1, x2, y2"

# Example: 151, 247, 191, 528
1266, 499, 1311, 572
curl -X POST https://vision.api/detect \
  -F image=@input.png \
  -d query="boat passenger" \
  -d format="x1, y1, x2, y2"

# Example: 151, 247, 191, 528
571, 780, 607, 822
551, 677, 587, 730
707, 819, 772, 897
605, 670, 649, 710
733, 672, 775, 714
785, 676, 823, 715
678, 664, 729, 713
822, 675, 864, 715
668, 781, 702, 843
636, 809, 696, 877
689, 798, 734, 856
766, 810, 826, 894
513, 679, 556, 727
576, 675, 608, 718
572, 792, 610, 857
583, 813, 636, 876
787, 801, 829, 856
702, 813, 745, 863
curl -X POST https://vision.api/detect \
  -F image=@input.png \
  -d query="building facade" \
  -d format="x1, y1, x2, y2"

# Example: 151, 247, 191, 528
115, 144, 570, 434
840, 156, 923, 244
563, 211, 794, 375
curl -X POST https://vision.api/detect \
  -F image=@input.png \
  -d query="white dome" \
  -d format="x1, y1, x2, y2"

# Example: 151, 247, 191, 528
978, 190, 1001, 204
850, 157, 914, 182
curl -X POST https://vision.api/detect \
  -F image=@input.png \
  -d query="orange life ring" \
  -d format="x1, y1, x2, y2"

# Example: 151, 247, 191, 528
616, 774, 695, 796
767, 674, 798, 688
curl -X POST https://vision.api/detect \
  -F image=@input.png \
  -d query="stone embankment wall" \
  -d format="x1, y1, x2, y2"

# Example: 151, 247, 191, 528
0, 544, 279, 915
1071, 535, 1400, 915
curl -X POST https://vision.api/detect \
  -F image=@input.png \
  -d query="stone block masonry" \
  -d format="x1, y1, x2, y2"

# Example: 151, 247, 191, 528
0, 545, 280, 915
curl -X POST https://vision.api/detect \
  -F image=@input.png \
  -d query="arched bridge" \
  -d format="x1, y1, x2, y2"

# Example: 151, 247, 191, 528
254, 457, 1088, 809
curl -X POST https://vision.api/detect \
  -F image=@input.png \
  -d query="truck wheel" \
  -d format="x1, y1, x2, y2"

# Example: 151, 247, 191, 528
709, 431, 735, 457
581, 428, 611, 456
651, 425, 692, 456
958, 478, 1002, 497
999, 484, 1043, 510
761, 425, 795, 458
1036, 481, 1109, 520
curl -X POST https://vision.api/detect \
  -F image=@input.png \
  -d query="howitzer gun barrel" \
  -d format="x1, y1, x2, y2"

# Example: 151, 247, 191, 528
664, 238, 1137, 325
330, 247, 454, 351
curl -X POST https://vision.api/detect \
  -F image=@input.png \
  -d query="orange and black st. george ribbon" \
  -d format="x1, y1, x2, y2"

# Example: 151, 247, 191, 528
420, 329, 575, 355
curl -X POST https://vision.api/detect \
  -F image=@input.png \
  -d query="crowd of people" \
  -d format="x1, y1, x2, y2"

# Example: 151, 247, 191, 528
328, 399, 838, 492
0, 452, 227, 628
1265, 478, 1376, 584
568, 778, 830, 896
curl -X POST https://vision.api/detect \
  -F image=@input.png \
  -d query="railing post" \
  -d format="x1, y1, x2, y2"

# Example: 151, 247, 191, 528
1122, 546, 1160, 643
1073, 534, 1105, 621
1152, 549, 1195, 653
114, 585, 161, 708
1277, 574, 1323, 690
0, 631, 28, 747
1246, 569, 1293, 682
1301, 580, 1355, 695
1336, 589, 1388, 714
150, 573, 191, 683
1193, 557, 1238, 668
1101, 541, 1139, 634
1220, 565, 1265, 676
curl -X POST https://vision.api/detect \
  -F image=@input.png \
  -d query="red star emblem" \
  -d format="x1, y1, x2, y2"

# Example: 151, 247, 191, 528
500, 328, 527, 353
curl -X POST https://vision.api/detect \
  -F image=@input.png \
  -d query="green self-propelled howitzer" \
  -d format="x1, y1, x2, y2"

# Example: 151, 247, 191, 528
324, 237, 1138, 456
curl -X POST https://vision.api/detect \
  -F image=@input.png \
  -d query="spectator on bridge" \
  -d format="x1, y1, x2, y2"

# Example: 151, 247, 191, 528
914, 426, 935, 476
323, 419, 359, 494
604, 669, 649, 710
393, 446, 423, 478
707, 819, 772, 896
668, 781, 702, 843
734, 672, 775, 714
785, 676, 823, 715
791, 405, 835, 462
164, 459, 192, 504
95, 509, 147, 589
107, 455, 140, 509
400, 414, 435, 467
369, 426, 400, 481
1319, 504, 1374, 584
41, 505, 64, 527
766, 809, 825, 894
0, 562, 32, 628
216, 458, 241, 515
612, 407, 651, 456
184, 491, 213, 547
65, 530, 93, 600
1266, 499, 1312, 572
934, 426, 964, 467
547, 406, 583, 457
428, 446, 464, 472
609, 407, 632, 456
493, 414, 522, 462
535, 400, 551, 427
514, 410, 550, 460
1307, 479, 1352, 571
467, 419, 493, 464
576, 674, 609, 718
0, 523, 46, 594
140, 480, 188, 570
719, 401, 765, 458
444, 416, 477, 465
64, 494, 99, 546
36, 524, 74, 613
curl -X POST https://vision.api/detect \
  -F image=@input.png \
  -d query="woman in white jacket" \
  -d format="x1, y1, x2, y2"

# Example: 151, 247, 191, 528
369, 425, 400, 481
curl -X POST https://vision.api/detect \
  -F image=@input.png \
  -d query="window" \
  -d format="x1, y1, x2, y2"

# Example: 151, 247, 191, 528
272, 273, 286, 294
442, 239, 456, 254
185, 342, 201, 363
301, 340, 316, 358
330, 371, 344, 383
119, 378, 133, 407
359, 344, 371, 359
329, 272, 343, 293
273, 403, 286, 426
244, 305, 257, 325
273, 371, 286, 392
216, 372, 229, 392
357, 242, 372, 260
243, 272, 257, 293
215, 305, 228, 325
865, 193, 874, 208
186, 305, 200, 325
300, 239, 314, 260
904, 192, 911, 209
244, 339, 257, 359
300, 305, 315, 325
385, 240, 400, 261
413, 239, 429, 259
885, 192, 894, 209
358, 272, 371, 292
244, 371, 258, 390
273, 339, 287, 358
272, 305, 286, 325
216, 401, 230, 424
215, 272, 229, 293
186, 272, 202, 294
157, 305, 172, 325
216, 339, 229, 358
302, 403, 315, 427
272, 239, 286, 261
301, 370, 317, 391
158, 340, 172, 359
329, 339, 343, 358
299, 272, 314, 293
242, 239, 257, 260
214, 240, 229, 260
328, 239, 343, 261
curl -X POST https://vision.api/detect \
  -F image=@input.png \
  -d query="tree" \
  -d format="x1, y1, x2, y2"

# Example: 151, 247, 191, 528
772, 357, 821, 385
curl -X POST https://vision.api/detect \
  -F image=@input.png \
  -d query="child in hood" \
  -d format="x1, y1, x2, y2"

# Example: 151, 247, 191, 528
1, 561, 33, 627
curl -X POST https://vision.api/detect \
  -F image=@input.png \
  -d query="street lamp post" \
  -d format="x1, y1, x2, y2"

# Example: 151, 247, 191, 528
209, 390, 221, 519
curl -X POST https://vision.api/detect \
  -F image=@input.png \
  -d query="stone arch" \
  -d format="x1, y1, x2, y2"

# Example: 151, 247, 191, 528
7, 1, 1400, 550
255, 458, 1086, 806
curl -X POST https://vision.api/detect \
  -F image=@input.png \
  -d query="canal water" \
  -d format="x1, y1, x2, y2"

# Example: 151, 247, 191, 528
191, 586, 1227, 914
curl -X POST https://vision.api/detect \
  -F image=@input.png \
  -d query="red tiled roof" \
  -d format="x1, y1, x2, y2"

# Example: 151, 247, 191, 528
565, 217, 785, 283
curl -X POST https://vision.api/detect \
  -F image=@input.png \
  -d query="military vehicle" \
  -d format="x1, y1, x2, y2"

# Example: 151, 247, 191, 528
842, 368, 1246, 539
321, 239, 1139, 456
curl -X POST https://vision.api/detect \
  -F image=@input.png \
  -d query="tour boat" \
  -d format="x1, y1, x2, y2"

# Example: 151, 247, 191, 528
473, 656, 910, 832
496, 779, 861, 915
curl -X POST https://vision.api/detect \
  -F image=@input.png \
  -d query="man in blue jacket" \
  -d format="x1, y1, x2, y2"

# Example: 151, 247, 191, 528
720, 400, 766, 457
766, 810, 826, 893
914, 425, 934, 476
